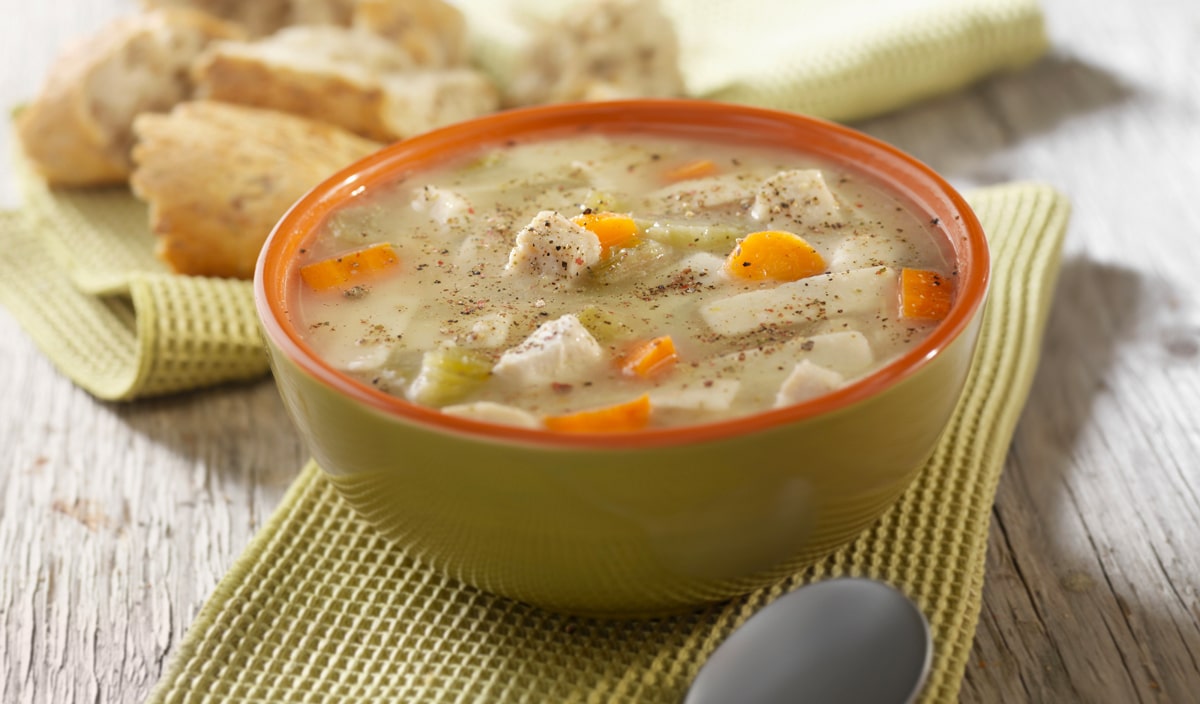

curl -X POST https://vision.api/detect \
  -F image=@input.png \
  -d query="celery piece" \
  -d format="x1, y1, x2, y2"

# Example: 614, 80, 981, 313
637, 219, 744, 250
407, 347, 493, 407
583, 189, 626, 213
588, 239, 672, 285
576, 306, 637, 343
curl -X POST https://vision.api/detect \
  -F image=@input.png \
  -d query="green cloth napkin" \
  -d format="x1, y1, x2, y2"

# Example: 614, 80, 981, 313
0, 166, 267, 399
139, 186, 1069, 703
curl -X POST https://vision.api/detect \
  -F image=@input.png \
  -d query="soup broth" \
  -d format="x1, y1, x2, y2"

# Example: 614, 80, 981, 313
290, 132, 954, 430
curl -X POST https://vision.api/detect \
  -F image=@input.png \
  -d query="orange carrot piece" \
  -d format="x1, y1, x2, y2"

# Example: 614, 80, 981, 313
664, 159, 717, 183
573, 212, 640, 254
621, 335, 678, 377
300, 242, 399, 291
544, 394, 652, 433
725, 230, 825, 282
900, 268, 953, 321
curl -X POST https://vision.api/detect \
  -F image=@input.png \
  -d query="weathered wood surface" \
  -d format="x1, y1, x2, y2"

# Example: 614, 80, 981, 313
2, 1, 1198, 701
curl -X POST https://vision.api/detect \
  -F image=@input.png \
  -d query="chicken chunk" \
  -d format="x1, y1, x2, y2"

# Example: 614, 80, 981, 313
504, 211, 602, 281
491, 314, 605, 386
505, 0, 684, 106
411, 185, 472, 228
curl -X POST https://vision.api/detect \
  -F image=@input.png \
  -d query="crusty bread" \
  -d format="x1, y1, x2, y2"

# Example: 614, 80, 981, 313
141, 0, 293, 37
130, 101, 381, 279
352, 0, 468, 67
290, 0, 358, 27
506, 0, 685, 106
192, 25, 498, 142
16, 8, 245, 186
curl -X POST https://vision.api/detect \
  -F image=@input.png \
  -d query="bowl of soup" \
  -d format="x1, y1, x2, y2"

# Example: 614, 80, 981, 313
255, 99, 989, 615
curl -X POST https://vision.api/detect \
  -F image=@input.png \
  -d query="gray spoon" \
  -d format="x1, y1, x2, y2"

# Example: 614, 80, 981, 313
685, 578, 932, 704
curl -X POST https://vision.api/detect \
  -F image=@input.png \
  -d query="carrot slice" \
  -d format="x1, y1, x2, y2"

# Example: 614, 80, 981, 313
544, 394, 652, 433
573, 212, 640, 254
900, 268, 953, 321
300, 242, 399, 291
725, 230, 825, 282
664, 159, 717, 183
621, 335, 678, 377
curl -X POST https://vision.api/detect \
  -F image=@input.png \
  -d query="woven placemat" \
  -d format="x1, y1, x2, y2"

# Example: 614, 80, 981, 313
133, 184, 1069, 703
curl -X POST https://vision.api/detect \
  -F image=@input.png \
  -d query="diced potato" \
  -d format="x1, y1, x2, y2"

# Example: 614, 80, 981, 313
828, 233, 920, 271
691, 331, 867, 405
648, 173, 759, 214
676, 251, 728, 280
649, 378, 741, 411
782, 331, 874, 378
441, 401, 541, 428
505, 210, 602, 280
492, 314, 605, 386
751, 169, 848, 230
700, 266, 898, 337
774, 359, 845, 406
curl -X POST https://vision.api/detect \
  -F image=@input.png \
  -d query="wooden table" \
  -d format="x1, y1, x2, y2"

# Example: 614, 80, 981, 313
2, 1, 1197, 701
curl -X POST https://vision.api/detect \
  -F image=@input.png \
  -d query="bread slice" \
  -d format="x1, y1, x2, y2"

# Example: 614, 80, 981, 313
192, 25, 498, 141
290, 0, 358, 27
352, 0, 468, 67
130, 101, 381, 279
506, 0, 685, 106
142, 0, 293, 37
16, 8, 245, 186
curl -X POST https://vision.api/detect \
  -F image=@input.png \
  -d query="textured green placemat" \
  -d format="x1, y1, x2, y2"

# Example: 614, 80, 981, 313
140, 184, 1069, 703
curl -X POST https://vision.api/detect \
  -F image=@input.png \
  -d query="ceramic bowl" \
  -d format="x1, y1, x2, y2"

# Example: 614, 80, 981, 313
255, 99, 989, 616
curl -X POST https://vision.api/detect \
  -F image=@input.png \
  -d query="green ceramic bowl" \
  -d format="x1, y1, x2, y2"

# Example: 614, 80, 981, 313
255, 99, 989, 616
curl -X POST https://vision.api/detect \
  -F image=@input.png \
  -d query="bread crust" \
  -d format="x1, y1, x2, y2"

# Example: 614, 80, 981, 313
192, 25, 497, 142
506, 0, 685, 107
141, 0, 292, 37
353, 0, 468, 67
130, 101, 380, 279
16, 8, 244, 186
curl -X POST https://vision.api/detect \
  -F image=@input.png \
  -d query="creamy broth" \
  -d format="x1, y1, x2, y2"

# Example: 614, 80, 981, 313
291, 132, 954, 430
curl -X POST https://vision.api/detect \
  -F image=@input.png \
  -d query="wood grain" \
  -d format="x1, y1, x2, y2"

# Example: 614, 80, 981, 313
3, 0, 1199, 702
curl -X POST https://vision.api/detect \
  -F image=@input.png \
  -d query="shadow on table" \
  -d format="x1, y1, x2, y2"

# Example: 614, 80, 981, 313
112, 377, 305, 490
855, 53, 1136, 184
964, 255, 1198, 701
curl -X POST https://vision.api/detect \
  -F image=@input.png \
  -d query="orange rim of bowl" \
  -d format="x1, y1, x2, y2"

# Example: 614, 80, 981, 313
255, 99, 990, 450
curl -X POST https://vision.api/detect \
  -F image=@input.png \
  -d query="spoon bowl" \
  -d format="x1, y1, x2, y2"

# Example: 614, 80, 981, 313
685, 578, 932, 704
